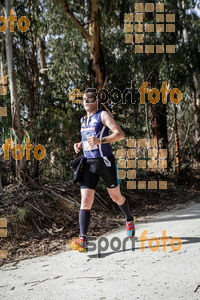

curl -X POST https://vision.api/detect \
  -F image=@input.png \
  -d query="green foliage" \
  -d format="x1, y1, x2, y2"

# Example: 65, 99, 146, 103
16, 206, 32, 223
0, 0, 199, 185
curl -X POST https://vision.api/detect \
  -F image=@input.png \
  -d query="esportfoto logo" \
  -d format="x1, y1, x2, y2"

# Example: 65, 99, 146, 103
69, 230, 182, 255
124, 2, 176, 53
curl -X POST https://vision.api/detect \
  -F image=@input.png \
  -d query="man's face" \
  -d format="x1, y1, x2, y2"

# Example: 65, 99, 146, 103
83, 92, 98, 112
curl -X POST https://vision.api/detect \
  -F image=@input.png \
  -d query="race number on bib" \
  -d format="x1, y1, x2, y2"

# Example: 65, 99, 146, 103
83, 141, 98, 151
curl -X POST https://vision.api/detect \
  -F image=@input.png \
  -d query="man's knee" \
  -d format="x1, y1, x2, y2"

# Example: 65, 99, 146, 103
110, 194, 125, 203
81, 197, 93, 209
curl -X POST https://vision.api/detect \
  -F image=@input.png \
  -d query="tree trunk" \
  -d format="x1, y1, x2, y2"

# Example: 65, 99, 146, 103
191, 76, 200, 143
4, 0, 24, 180
0, 162, 2, 190
1, 32, 6, 75
88, 0, 105, 89
150, 105, 168, 149
59, 0, 105, 90
174, 106, 180, 176
147, 68, 168, 150
179, 0, 200, 143
39, 37, 48, 77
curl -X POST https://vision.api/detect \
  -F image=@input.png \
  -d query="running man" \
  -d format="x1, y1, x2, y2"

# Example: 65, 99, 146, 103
70, 89, 135, 252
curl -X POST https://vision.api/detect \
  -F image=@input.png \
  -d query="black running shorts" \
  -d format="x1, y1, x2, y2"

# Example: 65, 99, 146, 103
80, 154, 120, 190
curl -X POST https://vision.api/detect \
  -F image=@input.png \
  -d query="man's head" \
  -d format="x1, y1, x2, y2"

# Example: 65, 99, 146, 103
83, 89, 99, 112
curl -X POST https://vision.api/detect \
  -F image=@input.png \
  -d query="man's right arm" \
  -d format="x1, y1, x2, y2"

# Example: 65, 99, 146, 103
74, 118, 83, 153
74, 141, 82, 153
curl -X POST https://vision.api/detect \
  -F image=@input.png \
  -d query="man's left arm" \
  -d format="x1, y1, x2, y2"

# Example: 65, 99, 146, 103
87, 111, 124, 146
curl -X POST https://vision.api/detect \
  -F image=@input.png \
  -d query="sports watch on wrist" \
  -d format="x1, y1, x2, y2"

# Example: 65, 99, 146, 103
100, 137, 106, 144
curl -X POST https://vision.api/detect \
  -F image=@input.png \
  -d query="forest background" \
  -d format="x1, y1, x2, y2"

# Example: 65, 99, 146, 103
0, 0, 200, 264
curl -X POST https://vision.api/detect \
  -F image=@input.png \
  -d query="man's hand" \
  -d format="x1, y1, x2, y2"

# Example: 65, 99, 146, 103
74, 142, 82, 153
87, 137, 100, 147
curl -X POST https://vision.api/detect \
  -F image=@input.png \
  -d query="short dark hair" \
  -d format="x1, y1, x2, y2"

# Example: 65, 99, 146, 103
84, 88, 97, 99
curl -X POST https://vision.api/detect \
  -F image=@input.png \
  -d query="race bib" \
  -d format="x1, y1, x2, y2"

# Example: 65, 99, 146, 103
83, 141, 98, 151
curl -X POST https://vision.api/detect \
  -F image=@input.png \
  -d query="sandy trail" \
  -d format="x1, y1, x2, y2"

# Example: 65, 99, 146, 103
0, 202, 200, 300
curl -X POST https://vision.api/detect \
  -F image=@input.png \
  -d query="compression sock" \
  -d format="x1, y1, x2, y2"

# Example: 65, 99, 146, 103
79, 209, 91, 240
117, 198, 133, 222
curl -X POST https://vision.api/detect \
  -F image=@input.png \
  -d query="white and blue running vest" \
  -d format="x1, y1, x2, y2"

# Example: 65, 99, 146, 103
81, 110, 112, 160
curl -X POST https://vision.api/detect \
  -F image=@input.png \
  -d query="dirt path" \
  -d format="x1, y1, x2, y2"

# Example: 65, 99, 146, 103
0, 202, 200, 300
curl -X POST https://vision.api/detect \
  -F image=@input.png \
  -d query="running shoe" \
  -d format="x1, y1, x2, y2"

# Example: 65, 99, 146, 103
69, 236, 88, 253
126, 216, 135, 238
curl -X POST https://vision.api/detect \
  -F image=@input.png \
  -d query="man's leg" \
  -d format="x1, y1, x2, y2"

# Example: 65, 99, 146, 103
70, 188, 95, 252
107, 185, 135, 238
79, 188, 95, 239
107, 185, 133, 221
101, 155, 133, 222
